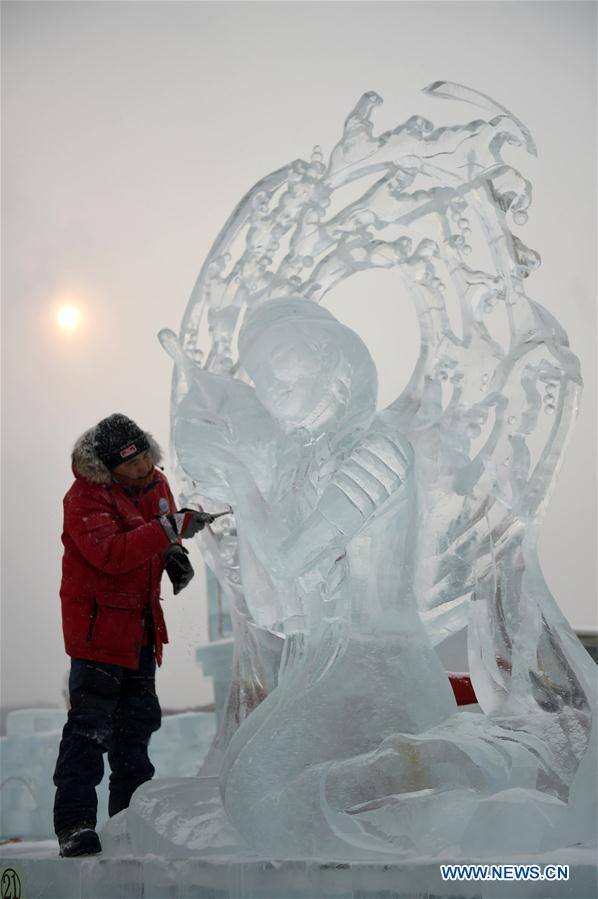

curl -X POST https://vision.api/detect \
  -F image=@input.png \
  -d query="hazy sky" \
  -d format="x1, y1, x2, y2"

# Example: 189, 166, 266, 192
2, 1, 596, 712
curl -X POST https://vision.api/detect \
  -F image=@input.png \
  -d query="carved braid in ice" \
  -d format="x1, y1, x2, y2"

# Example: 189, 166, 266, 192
157, 83, 596, 857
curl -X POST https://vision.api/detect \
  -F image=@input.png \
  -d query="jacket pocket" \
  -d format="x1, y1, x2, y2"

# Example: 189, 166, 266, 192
95, 591, 141, 609
86, 593, 144, 654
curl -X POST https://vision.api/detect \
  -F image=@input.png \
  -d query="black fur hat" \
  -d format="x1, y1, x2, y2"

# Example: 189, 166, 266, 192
93, 414, 150, 470
71, 416, 162, 485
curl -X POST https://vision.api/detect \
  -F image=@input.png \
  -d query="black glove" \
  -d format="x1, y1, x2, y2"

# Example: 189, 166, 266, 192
163, 544, 195, 595
159, 509, 215, 540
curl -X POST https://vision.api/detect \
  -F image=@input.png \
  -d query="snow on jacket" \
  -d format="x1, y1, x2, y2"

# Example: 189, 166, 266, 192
60, 427, 176, 669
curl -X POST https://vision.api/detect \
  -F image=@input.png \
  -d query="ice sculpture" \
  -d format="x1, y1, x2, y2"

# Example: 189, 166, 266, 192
150, 83, 596, 859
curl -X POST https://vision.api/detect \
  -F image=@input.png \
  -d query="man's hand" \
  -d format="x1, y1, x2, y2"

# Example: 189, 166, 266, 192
159, 509, 215, 540
163, 544, 195, 595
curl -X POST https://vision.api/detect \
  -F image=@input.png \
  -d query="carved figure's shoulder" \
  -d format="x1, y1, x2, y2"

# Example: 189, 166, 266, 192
352, 423, 413, 480
328, 424, 413, 516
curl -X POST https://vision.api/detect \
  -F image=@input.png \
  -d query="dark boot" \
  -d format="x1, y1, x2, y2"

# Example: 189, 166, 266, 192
58, 824, 102, 857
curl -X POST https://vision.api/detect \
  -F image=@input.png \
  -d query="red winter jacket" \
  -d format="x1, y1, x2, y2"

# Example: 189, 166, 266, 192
60, 428, 176, 669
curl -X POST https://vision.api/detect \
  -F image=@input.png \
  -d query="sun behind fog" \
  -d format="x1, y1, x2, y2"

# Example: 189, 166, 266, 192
56, 305, 82, 331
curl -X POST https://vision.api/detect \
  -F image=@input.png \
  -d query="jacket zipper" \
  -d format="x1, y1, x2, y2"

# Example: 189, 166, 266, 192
86, 602, 98, 641
104, 484, 158, 654
109, 482, 148, 651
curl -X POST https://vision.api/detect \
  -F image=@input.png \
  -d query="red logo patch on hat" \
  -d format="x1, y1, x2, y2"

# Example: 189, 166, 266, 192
120, 444, 138, 459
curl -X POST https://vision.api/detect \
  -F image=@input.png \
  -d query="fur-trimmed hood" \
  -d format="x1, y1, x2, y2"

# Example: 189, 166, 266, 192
71, 426, 163, 485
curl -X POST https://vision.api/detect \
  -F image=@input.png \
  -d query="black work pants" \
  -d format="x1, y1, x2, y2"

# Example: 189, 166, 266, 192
53, 645, 161, 834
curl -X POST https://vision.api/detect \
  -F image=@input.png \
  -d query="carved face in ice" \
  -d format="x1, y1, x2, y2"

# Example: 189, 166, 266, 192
238, 298, 377, 435
242, 324, 343, 430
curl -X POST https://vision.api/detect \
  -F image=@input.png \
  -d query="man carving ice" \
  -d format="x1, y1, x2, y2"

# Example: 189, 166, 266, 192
52, 413, 214, 857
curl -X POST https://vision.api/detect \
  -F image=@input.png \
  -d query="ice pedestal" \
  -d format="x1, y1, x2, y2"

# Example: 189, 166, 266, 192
54, 855, 598, 899
1, 842, 596, 899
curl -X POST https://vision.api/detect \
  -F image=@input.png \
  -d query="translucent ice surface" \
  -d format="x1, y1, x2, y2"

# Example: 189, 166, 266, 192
153, 83, 596, 860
